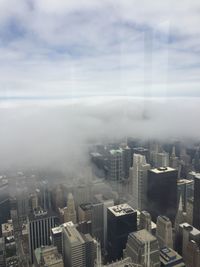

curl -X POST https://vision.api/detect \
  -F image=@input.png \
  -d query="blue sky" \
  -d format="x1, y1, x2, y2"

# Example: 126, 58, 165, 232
0, 0, 200, 98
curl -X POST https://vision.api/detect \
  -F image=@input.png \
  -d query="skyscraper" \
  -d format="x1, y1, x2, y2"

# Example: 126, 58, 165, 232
34, 246, 64, 267
28, 208, 58, 263
0, 177, 10, 236
156, 216, 173, 249
147, 167, 178, 223
129, 154, 150, 210
107, 204, 137, 262
177, 179, 194, 212
64, 193, 77, 224
62, 221, 96, 267
124, 229, 160, 267
139, 210, 152, 232
193, 173, 200, 229
108, 149, 123, 181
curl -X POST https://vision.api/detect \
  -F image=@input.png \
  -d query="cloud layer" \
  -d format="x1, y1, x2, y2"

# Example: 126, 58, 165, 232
0, 97, 199, 173
0, 0, 200, 97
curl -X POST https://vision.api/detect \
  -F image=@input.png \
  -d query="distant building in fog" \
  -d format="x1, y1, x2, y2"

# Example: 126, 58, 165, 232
193, 174, 200, 230
108, 149, 123, 181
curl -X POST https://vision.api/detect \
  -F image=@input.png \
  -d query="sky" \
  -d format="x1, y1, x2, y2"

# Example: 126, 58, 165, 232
0, 1, 200, 173
0, 0, 200, 98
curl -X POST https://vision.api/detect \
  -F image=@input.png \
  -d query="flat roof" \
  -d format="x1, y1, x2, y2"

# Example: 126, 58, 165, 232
131, 229, 156, 243
110, 148, 123, 155
108, 203, 135, 217
150, 167, 176, 174
177, 179, 194, 185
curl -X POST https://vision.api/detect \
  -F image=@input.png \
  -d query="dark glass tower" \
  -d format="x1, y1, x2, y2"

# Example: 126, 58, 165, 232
193, 174, 200, 229
107, 203, 137, 262
147, 167, 178, 224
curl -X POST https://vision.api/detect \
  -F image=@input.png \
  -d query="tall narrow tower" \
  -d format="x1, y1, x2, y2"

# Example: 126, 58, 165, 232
64, 193, 77, 224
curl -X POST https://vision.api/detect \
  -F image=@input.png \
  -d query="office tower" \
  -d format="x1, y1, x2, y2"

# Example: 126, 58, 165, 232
16, 185, 29, 220
156, 216, 173, 249
52, 185, 64, 211
186, 197, 193, 225
78, 203, 92, 222
51, 226, 63, 254
139, 210, 152, 232
122, 145, 132, 179
0, 177, 10, 236
64, 193, 77, 224
39, 180, 52, 210
124, 229, 160, 267
193, 174, 200, 229
177, 179, 194, 212
94, 194, 114, 250
177, 223, 200, 261
170, 146, 179, 169
30, 192, 39, 211
175, 196, 185, 233
156, 152, 169, 168
133, 147, 150, 163
28, 208, 58, 263
193, 149, 200, 172
62, 221, 96, 267
185, 240, 200, 267
160, 247, 185, 267
34, 246, 64, 267
108, 149, 123, 180
107, 204, 137, 261
147, 167, 178, 223
91, 201, 104, 246
0, 238, 5, 267
129, 154, 151, 210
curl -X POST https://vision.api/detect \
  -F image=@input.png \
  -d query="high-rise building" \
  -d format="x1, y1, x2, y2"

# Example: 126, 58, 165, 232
156, 216, 173, 249
64, 193, 77, 224
34, 246, 64, 267
160, 247, 185, 267
177, 179, 193, 212
62, 221, 96, 267
0, 237, 5, 267
193, 174, 200, 229
124, 229, 160, 267
139, 210, 152, 232
156, 152, 169, 168
185, 240, 200, 267
107, 204, 137, 262
39, 180, 52, 211
169, 146, 179, 169
122, 146, 132, 179
28, 208, 58, 263
129, 154, 151, 210
94, 194, 114, 250
0, 177, 10, 236
51, 226, 63, 255
108, 149, 123, 181
147, 167, 178, 223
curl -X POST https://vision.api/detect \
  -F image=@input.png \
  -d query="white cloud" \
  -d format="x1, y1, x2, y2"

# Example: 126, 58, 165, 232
0, 0, 200, 97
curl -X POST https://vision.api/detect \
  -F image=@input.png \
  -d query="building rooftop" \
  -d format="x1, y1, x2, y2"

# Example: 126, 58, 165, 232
35, 246, 63, 266
110, 148, 123, 156
80, 203, 93, 211
131, 229, 156, 243
108, 203, 135, 217
177, 179, 194, 185
63, 221, 85, 244
160, 247, 185, 266
150, 167, 176, 174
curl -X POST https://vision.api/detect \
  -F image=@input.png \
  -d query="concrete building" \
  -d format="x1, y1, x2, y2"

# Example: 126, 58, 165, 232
124, 229, 160, 267
64, 193, 77, 224
177, 179, 194, 212
34, 246, 64, 267
156, 216, 173, 249
108, 149, 123, 181
62, 221, 96, 267
193, 173, 200, 230
0, 237, 5, 267
107, 204, 137, 262
160, 247, 185, 267
156, 152, 169, 168
129, 154, 151, 210
139, 211, 152, 232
